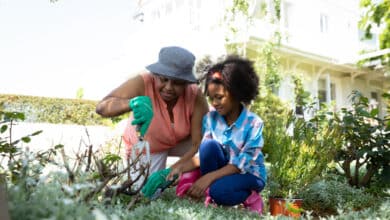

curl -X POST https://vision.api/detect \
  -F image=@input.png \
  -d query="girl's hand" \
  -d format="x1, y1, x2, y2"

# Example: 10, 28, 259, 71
187, 175, 213, 198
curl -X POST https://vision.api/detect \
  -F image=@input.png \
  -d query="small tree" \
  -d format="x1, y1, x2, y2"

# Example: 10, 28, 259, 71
334, 91, 390, 188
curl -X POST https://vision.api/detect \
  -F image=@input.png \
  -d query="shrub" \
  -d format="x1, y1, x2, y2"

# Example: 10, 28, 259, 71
251, 92, 290, 156
299, 178, 377, 216
265, 108, 342, 198
0, 94, 125, 126
333, 91, 390, 188
334, 199, 390, 220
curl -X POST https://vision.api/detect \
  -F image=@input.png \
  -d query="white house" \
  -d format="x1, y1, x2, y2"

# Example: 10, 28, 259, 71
134, 0, 389, 116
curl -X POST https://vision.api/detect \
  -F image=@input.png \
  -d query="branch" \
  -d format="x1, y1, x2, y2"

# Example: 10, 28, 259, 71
127, 193, 142, 210
60, 147, 75, 184
85, 144, 93, 172
342, 159, 353, 185
360, 165, 376, 187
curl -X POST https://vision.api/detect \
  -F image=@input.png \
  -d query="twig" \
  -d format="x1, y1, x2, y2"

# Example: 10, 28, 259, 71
60, 147, 75, 184
85, 144, 93, 172
84, 175, 113, 202
127, 193, 141, 210
120, 163, 150, 196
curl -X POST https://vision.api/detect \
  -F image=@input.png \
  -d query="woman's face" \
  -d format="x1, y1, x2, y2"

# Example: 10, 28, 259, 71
155, 75, 188, 103
207, 83, 239, 117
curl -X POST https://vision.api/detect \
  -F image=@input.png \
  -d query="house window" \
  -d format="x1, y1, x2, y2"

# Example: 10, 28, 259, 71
253, 0, 267, 19
320, 13, 328, 33
188, 0, 201, 30
165, 1, 173, 15
318, 79, 335, 105
371, 92, 378, 100
151, 9, 161, 20
369, 92, 379, 110
175, 0, 183, 8
282, 1, 292, 29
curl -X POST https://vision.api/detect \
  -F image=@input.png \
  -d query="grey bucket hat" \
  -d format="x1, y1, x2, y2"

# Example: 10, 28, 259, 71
146, 46, 197, 83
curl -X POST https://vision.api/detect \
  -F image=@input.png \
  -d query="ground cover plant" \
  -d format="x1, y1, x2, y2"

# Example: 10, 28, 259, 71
2, 100, 389, 219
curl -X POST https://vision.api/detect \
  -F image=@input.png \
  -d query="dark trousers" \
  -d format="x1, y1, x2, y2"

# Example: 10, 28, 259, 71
199, 139, 265, 206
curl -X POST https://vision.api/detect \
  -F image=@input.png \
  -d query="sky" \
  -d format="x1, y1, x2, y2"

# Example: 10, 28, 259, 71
0, 0, 172, 100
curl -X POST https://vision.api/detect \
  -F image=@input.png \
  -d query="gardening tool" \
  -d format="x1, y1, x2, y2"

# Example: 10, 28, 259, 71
131, 125, 150, 162
123, 124, 151, 195
141, 167, 178, 200
126, 96, 153, 195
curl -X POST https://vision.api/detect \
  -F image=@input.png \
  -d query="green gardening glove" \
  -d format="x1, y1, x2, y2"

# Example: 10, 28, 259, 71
129, 96, 153, 136
142, 168, 172, 199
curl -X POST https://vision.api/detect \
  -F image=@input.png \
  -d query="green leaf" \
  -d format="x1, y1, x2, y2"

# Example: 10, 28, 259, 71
286, 201, 304, 214
54, 144, 64, 149
21, 136, 31, 143
0, 124, 7, 133
103, 153, 121, 164
360, 0, 371, 8
31, 130, 43, 136
370, 108, 379, 117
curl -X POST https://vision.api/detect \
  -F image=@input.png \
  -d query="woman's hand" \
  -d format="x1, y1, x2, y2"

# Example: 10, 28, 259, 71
167, 164, 182, 185
129, 96, 153, 136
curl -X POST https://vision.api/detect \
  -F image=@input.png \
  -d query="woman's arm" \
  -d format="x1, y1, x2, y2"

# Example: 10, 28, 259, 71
96, 74, 145, 117
169, 88, 208, 175
185, 88, 209, 160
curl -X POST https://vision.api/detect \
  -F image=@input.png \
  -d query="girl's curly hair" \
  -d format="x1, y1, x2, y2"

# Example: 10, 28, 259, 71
203, 55, 259, 105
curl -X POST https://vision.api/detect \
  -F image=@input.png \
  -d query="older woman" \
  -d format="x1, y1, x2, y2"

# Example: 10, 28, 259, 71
96, 46, 209, 174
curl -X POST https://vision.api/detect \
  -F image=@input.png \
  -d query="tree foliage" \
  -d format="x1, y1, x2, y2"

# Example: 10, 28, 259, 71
334, 91, 390, 188
359, 0, 390, 65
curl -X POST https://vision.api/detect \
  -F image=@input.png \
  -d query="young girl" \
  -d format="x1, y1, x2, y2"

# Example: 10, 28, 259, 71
173, 55, 266, 214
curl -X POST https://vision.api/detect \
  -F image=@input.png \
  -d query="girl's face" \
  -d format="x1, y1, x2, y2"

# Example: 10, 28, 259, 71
207, 83, 240, 120
155, 75, 187, 104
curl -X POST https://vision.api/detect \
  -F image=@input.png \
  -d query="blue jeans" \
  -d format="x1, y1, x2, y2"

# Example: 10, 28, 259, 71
199, 139, 265, 206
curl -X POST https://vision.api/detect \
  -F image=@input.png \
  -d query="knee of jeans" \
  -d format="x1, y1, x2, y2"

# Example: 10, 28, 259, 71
208, 184, 226, 204
199, 139, 220, 156
208, 184, 217, 199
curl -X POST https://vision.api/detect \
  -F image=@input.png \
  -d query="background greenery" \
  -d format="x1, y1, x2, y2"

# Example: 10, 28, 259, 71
0, 94, 126, 126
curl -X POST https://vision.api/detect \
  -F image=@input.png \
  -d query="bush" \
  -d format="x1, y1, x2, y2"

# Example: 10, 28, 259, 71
332, 91, 390, 188
251, 92, 290, 157
256, 105, 342, 198
300, 178, 378, 216
0, 94, 125, 126
8, 176, 96, 220
334, 199, 390, 220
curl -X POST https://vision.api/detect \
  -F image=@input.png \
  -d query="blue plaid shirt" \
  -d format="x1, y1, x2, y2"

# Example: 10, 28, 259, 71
201, 106, 267, 183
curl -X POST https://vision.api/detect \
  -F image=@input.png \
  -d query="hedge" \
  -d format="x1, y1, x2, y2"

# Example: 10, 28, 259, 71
0, 94, 126, 126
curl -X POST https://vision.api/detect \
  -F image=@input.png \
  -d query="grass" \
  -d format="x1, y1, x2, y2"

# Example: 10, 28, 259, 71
6, 163, 390, 220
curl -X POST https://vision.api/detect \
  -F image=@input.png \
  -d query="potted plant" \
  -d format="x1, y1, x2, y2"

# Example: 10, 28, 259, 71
265, 106, 342, 217
251, 74, 342, 217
